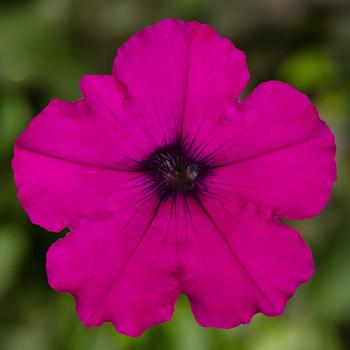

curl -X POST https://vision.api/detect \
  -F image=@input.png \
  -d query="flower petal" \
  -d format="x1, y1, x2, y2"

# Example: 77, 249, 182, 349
113, 19, 249, 146
13, 98, 147, 231
209, 81, 336, 219
47, 198, 180, 337
181, 196, 313, 328
80, 75, 156, 152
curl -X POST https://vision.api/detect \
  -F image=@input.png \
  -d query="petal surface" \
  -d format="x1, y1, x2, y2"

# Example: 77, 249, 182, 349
47, 198, 180, 337
80, 75, 156, 152
113, 19, 249, 146
13, 98, 147, 231
209, 81, 336, 219
181, 196, 314, 328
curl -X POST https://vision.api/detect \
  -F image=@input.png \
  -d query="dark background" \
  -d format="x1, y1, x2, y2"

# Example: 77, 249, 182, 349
0, 0, 349, 349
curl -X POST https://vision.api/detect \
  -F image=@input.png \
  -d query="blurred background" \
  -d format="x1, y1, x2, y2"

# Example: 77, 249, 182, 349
0, 0, 349, 349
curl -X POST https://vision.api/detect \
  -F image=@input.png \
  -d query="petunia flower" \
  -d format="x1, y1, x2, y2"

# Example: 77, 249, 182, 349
12, 19, 336, 337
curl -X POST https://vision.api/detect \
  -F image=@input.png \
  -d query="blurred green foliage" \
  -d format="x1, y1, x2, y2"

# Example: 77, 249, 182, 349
0, 0, 349, 349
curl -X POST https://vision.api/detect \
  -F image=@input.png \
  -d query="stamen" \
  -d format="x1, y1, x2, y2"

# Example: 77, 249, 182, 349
138, 142, 210, 199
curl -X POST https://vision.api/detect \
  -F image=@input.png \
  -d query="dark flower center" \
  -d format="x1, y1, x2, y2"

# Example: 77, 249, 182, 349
139, 142, 210, 199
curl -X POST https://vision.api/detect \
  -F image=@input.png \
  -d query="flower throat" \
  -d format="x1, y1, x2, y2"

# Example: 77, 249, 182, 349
138, 142, 210, 199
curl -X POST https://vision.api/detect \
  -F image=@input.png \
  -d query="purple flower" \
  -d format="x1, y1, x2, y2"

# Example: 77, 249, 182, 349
12, 19, 336, 337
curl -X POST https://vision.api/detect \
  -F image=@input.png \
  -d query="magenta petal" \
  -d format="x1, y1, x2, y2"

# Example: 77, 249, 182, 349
80, 75, 156, 155
211, 81, 336, 219
182, 197, 314, 328
113, 19, 249, 145
13, 99, 146, 231
47, 199, 180, 337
